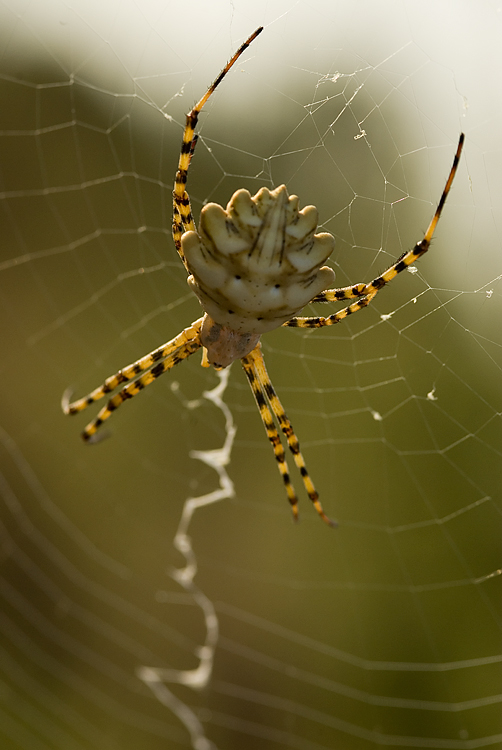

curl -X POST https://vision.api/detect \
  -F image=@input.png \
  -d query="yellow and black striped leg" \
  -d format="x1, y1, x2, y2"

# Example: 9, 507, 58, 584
285, 291, 377, 328
63, 319, 204, 441
63, 318, 204, 415
311, 283, 367, 304
172, 204, 187, 265
241, 344, 335, 526
288, 134, 464, 329
172, 27, 263, 264
241, 353, 300, 520
77, 336, 202, 442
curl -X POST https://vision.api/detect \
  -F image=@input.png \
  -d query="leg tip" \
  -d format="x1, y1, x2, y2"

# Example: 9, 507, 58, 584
82, 429, 110, 445
61, 387, 74, 414
324, 515, 338, 529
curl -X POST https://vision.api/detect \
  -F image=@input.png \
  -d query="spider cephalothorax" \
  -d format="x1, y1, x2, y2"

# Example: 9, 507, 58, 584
63, 27, 464, 526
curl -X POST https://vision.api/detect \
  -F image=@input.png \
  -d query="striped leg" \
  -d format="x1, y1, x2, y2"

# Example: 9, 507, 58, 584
172, 136, 197, 267
241, 344, 335, 526
78, 337, 202, 443
63, 319, 204, 414
311, 284, 367, 304
63, 319, 204, 441
286, 133, 464, 329
172, 27, 263, 265
285, 291, 377, 329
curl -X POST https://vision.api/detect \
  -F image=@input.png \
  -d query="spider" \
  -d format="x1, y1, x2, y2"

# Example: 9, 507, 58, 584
63, 27, 464, 526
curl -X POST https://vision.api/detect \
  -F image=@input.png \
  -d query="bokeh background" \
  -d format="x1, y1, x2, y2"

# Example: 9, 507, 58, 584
0, 1, 501, 749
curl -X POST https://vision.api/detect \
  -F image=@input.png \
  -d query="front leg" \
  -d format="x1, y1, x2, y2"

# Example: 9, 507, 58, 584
284, 291, 377, 328
311, 283, 366, 304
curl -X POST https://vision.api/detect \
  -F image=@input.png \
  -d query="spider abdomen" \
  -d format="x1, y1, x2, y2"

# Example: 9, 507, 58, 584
182, 184, 336, 334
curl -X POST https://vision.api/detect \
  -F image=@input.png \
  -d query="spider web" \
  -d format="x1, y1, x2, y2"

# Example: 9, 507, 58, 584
0, 1, 501, 749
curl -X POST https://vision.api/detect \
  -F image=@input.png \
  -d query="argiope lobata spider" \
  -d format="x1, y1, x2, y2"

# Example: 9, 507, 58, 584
63, 27, 464, 526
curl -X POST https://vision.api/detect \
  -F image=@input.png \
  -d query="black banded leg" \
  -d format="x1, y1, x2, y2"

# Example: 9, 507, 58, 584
311, 283, 367, 304
242, 345, 335, 526
285, 291, 376, 328
172, 205, 189, 265
172, 28, 263, 262
63, 318, 204, 415
290, 134, 464, 329
353, 133, 463, 298
241, 350, 300, 520
81, 337, 202, 442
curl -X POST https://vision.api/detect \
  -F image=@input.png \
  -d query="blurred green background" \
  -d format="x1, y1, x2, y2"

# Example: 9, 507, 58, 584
0, 1, 500, 749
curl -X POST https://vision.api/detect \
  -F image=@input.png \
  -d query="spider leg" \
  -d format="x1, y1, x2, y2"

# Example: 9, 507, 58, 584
63, 318, 204, 414
311, 284, 367, 304
172, 27, 263, 265
286, 133, 464, 329
63, 319, 203, 440
171, 138, 198, 261
285, 293, 377, 328
241, 344, 335, 526
77, 336, 202, 442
